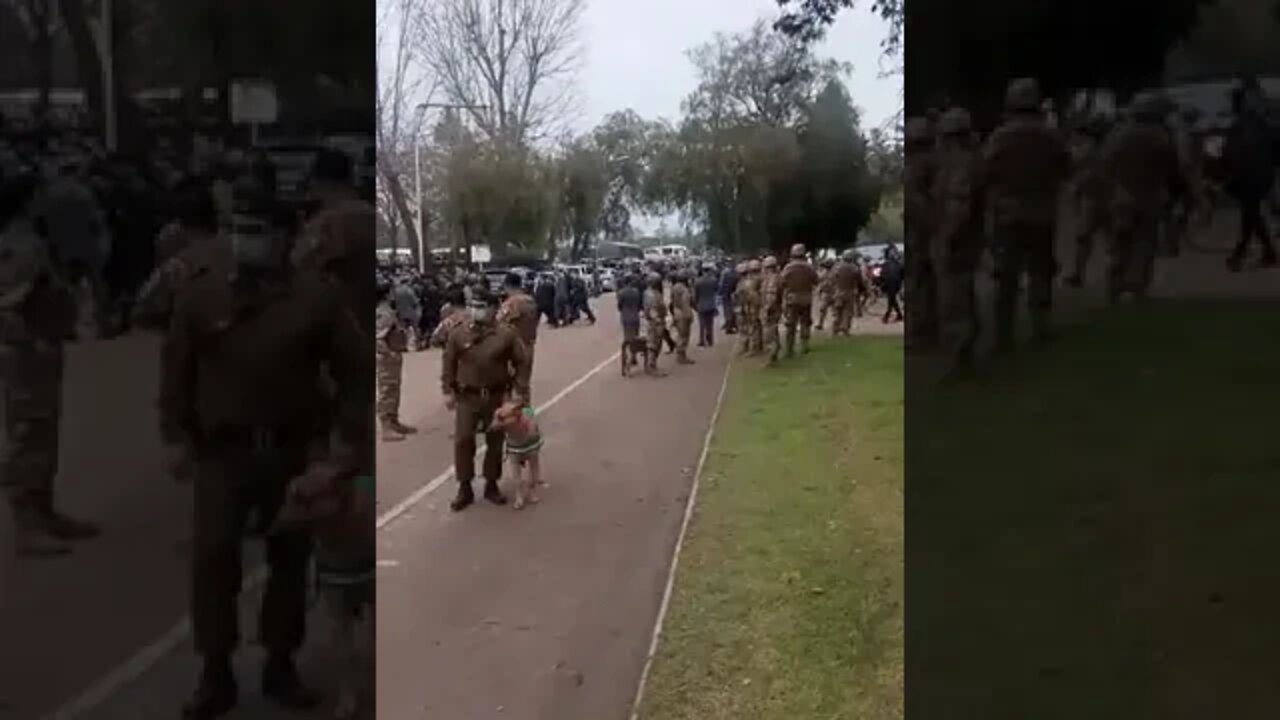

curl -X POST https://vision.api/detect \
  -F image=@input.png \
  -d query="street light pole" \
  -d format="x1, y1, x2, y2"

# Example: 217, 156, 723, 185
101, 0, 116, 151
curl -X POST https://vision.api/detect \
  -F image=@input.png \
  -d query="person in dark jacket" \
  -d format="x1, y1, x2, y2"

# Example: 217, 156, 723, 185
693, 265, 719, 346
569, 275, 595, 324
718, 263, 739, 334
879, 247, 904, 323
1224, 86, 1278, 271
554, 272, 571, 324
534, 275, 558, 327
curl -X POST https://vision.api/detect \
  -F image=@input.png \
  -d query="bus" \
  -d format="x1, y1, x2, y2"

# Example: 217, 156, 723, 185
643, 244, 690, 262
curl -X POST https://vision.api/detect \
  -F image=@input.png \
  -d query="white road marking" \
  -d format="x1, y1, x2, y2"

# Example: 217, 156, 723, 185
376, 350, 620, 530
47, 349, 621, 720
627, 354, 733, 720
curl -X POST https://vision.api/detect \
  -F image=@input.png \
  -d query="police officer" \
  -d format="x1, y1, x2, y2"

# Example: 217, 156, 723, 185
441, 285, 532, 511
161, 174, 372, 718
758, 256, 783, 365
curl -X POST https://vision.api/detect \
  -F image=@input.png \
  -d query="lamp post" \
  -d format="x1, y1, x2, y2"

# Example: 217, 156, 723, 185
412, 102, 487, 273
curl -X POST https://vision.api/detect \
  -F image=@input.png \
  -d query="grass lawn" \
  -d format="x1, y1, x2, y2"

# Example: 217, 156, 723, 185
639, 336, 904, 720
909, 299, 1280, 719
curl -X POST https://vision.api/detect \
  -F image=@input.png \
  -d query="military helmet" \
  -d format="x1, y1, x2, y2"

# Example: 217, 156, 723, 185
646, 272, 662, 285
938, 107, 973, 136
842, 249, 856, 262
762, 255, 778, 270
747, 259, 762, 272
789, 242, 806, 258
904, 116, 933, 145
0, 226, 46, 310
1004, 77, 1042, 112
735, 261, 747, 273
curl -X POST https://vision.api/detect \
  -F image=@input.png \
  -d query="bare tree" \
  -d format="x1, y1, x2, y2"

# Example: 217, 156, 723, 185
412, 0, 584, 146
376, 0, 435, 263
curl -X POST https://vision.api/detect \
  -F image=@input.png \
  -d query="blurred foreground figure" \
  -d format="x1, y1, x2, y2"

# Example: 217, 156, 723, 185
161, 174, 371, 719
0, 173, 100, 558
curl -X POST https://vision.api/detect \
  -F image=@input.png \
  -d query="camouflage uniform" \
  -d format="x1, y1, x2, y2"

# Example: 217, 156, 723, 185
430, 304, 467, 348
981, 78, 1070, 347
132, 229, 224, 332
375, 300, 413, 440
643, 275, 669, 374
0, 224, 95, 557
737, 260, 763, 355
904, 116, 940, 348
779, 244, 820, 355
668, 274, 695, 364
815, 262, 834, 330
1098, 93, 1185, 301
932, 107, 985, 371
758, 257, 783, 363
829, 254, 860, 334
496, 286, 541, 395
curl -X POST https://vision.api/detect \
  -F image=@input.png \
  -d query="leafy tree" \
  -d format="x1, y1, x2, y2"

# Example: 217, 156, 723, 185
775, 0, 901, 55
794, 80, 880, 251
556, 138, 609, 259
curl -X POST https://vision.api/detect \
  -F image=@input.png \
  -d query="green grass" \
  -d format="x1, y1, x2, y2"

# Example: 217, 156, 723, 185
640, 337, 904, 720
910, 299, 1280, 719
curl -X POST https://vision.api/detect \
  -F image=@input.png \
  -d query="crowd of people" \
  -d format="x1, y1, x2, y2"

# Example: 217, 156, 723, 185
369, 240, 873, 512
905, 75, 1277, 378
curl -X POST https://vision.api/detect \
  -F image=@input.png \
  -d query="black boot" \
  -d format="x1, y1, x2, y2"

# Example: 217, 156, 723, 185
182, 657, 237, 719
450, 481, 475, 512
483, 479, 508, 505
262, 653, 321, 710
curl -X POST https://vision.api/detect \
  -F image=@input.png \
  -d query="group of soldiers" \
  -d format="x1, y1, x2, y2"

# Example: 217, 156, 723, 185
726, 244, 865, 366
600, 243, 866, 378
903, 75, 1261, 375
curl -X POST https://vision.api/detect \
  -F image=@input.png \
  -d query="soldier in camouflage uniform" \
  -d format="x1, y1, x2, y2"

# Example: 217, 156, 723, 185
1097, 92, 1186, 302
668, 270, 696, 364
496, 272, 541, 396
829, 250, 860, 335
932, 107, 985, 374
1064, 115, 1109, 288
815, 258, 835, 330
730, 261, 748, 340
429, 287, 468, 348
375, 285, 417, 442
904, 116, 939, 349
982, 78, 1070, 349
758, 256, 783, 364
779, 243, 820, 355
0, 175, 99, 557
642, 273, 669, 376
134, 178, 222, 331
737, 259, 763, 355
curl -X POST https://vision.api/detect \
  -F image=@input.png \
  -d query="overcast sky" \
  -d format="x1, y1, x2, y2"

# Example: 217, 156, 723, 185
576, 0, 899, 132
382, 0, 899, 135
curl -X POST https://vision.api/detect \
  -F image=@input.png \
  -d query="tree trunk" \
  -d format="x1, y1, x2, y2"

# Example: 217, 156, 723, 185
59, 0, 106, 130
34, 12, 52, 128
